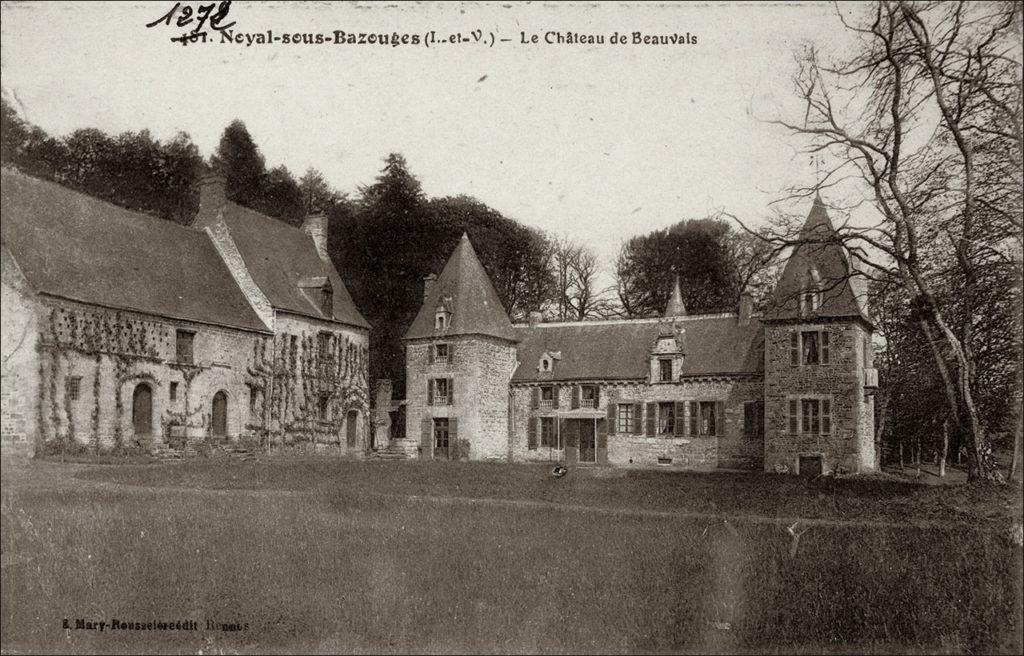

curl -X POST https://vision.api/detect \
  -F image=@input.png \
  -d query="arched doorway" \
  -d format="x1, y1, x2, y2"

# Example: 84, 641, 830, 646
212, 391, 228, 437
132, 383, 153, 435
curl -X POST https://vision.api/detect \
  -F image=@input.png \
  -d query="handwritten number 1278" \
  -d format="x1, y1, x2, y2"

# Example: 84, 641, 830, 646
145, 1, 236, 34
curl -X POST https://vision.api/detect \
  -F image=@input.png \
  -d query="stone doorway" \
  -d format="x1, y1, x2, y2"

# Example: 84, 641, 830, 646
132, 383, 153, 436
212, 391, 228, 437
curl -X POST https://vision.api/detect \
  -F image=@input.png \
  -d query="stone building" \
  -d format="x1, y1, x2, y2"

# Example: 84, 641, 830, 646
0, 168, 370, 457
401, 198, 878, 475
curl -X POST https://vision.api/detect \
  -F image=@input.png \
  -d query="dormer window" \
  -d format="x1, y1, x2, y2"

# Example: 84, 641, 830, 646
435, 314, 447, 330
801, 289, 821, 315
320, 284, 333, 317
541, 357, 551, 372
659, 358, 673, 382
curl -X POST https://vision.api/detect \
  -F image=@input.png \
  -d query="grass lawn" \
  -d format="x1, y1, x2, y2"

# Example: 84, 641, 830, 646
2, 457, 1022, 654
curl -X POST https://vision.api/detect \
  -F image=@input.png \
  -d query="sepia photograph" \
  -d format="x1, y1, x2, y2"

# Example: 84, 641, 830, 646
1, 1, 1022, 653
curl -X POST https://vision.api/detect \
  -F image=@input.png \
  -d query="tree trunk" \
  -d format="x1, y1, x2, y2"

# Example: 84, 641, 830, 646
940, 420, 948, 478
899, 441, 904, 471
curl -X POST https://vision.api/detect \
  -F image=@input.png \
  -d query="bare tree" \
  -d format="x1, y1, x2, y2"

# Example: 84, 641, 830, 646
550, 236, 618, 320
750, 0, 1022, 482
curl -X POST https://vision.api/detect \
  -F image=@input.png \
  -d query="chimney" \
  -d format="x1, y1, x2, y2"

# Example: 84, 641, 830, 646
302, 213, 329, 261
738, 291, 754, 325
423, 273, 438, 303
528, 311, 543, 327
198, 173, 226, 219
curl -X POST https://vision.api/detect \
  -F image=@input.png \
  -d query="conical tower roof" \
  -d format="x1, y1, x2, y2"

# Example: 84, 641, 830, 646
766, 195, 870, 322
404, 233, 517, 342
664, 275, 687, 317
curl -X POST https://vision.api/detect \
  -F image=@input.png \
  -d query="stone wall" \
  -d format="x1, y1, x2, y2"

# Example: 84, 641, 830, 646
405, 335, 517, 461
509, 376, 765, 470
1, 246, 38, 455
763, 320, 875, 474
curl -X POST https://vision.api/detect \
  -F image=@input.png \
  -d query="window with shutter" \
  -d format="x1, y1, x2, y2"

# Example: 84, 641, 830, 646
572, 386, 581, 409
788, 399, 798, 433
689, 401, 699, 436
790, 331, 799, 366
427, 379, 434, 406
540, 417, 558, 448
673, 401, 686, 436
645, 402, 656, 436
616, 404, 634, 434
448, 378, 455, 405
821, 331, 830, 364
632, 403, 643, 434
527, 417, 538, 449
552, 385, 560, 409
531, 387, 540, 409
821, 398, 832, 434
658, 402, 674, 435
607, 400, 617, 435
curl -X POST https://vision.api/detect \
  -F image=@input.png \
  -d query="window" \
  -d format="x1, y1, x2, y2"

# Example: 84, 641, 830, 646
435, 312, 448, 330
743, 400, 763, 438
801, 290, 821, 315
792, 330, 831, 366
170, 382, 179, 402
175, 330, 195, 364
617, 404, 634, 434
540, 417, 559, 448
788, 398, 832, 435
66, 376, 81, 401
434, 378, 450, 405
317, 332, 331, 361
434, 343, 450, 364
659, 358, 673, 382
320, 285, 333, 317
580, 385, 597, 408
658, 402, 675, 435
540, 385, 554, 408
688, 401, 721, 437
434, 418, 450, 450
318, 394, 331, 420
541, 357, 550, 372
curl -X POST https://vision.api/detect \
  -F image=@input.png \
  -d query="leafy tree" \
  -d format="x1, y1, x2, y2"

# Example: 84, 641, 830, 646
258, 165, 305, 226
209, 119, 267, 210
616, 217, 765, 317
299, 167, 344, 214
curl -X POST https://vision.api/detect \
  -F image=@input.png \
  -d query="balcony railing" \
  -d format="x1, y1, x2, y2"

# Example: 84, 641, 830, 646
864, 367, 879, 388
433, 355, 450, 365
434, 395, 449, 406
580, 398, 596, 409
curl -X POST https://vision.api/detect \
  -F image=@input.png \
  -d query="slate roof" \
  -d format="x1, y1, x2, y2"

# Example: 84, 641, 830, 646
0, 168, 269, 333
511, 314, 763, 383
765, 196, 870, 322
405, 233, 517, 342
193, 201, 370, 330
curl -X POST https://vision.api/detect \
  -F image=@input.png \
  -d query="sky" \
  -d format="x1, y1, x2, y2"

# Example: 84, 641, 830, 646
0, 1, 867, 275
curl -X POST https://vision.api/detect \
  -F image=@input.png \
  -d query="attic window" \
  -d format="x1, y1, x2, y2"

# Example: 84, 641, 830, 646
801, 290, 821, 315
541, 357, 551, 372
435, 314, 447, 330
320, 285, 333, 317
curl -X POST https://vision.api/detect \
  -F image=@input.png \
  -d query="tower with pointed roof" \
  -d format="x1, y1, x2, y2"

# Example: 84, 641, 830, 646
762, 195, 877, 475
402, 233, 519, 460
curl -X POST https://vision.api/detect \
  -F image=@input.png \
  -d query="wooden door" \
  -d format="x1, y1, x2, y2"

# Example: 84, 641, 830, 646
132, 384, 152, 435
579, 419, 596, 463
346, 410, 358, 448
561, 419, 577, 465
211, 391, 227, 437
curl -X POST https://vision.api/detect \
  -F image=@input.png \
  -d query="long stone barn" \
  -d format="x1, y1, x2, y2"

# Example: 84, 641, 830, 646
0, 168, 371, 458
394, 197, 880, 476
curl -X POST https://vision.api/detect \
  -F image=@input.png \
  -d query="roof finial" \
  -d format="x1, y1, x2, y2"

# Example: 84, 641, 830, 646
664, 274, 687, 317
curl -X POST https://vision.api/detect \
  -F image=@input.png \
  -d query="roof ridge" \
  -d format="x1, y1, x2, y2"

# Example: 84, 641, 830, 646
512, 313, 742, 328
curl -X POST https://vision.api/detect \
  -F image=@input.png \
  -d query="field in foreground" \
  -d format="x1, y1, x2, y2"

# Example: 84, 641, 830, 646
2, 458, 1022, 654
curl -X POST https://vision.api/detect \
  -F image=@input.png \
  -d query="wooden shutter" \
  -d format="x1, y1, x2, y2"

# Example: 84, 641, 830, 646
645, 402, 656, 436
427, 379, 433, 406
448, 378, 455, 405
527, 417, 538, 449
821, 398, 832, 434
689, 401, 699, 436
790, 332, 799, 366
552, 385, 560, 409
715, 401, 725, 437
572, 385, 581, 409
607, 400, 617, 435
821, 331, 830, 364
428, 344, 434, 364
632, 403, 643, 434
788, 399, 798, 433
674, 401, 686, 436
421, 417, 432, 457
594, 386, 601, 407
449, 418, 458, 451
597, 420, 608, 464
448, 342, 455, 363
531, 387, 540, 410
